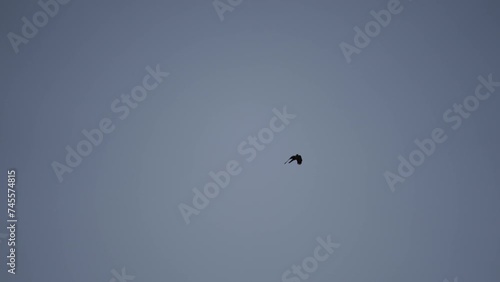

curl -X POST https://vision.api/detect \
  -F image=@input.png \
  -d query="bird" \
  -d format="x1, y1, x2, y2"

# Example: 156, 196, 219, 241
284, 154, 302, 165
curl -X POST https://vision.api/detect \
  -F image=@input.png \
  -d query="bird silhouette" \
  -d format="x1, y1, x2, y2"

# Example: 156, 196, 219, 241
284, 154, 302, 165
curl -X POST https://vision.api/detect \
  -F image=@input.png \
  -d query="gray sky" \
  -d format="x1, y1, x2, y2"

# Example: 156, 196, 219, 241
1, 0, 500, 282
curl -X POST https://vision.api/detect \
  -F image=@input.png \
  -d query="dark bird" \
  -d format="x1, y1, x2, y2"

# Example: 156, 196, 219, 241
284, 154, 302, 165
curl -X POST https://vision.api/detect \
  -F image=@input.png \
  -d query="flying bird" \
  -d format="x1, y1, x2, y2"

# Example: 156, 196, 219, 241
284, 154, 302, 165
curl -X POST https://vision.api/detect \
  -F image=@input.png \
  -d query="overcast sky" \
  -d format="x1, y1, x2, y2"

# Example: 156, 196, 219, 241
1, 1, 500, 282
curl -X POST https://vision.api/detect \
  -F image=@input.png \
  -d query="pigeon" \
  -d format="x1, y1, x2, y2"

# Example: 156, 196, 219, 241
284, 154, 302, 165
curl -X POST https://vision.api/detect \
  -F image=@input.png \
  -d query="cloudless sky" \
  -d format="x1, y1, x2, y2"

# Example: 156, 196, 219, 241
1, 1, 499, 282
